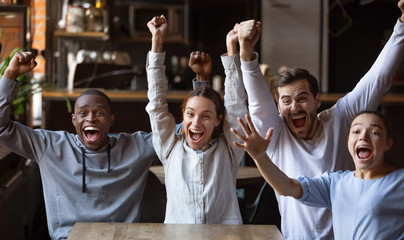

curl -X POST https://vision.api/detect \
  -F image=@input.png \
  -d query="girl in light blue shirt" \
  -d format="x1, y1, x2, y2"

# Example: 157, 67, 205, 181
232, 111, 404, 239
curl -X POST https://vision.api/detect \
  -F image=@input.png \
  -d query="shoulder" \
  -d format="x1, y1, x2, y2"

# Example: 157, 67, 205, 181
385, 168, 404, 180
112, 132, 157, 157
37, 129, 75, 141
115, 131, 154, 143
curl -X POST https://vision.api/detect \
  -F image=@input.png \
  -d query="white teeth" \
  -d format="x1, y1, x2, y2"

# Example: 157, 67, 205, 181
292, 115, 305, 120
190, 129, 203, 134
84, 126, 99, 131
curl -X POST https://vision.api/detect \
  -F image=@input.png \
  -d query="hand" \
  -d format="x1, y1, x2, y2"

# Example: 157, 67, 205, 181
238, 20, 262, 61
226, 23, 239, 56
4, 51, 37, 80
147, 15, 168, 53
231, 114, 273, 161
188, 51, 212, 81
399, 0, 404, 22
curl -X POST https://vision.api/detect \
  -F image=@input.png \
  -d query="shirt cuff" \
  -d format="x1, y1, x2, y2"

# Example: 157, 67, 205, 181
221, 53, 241, 70
0, 76, 21, 97
146, 51, 166, 67
240, 52, 260, 72
297, 176, 309, 201
192, 79, 210, 89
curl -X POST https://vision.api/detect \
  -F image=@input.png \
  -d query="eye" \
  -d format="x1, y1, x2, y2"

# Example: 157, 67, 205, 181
96, 111, 104, 116
282, 99, 291, 105
298, 96, 308, 103
351, 129, 360, 134
186, 111, 194, 117
370, 130, 379, 135
79, 111, 87, 117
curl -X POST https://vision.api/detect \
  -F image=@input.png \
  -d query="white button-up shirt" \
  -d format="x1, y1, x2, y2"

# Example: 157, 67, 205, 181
146, 51, 247, 224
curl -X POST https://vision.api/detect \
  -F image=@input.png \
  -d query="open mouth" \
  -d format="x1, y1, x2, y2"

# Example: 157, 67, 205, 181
292, 115, 306, 128
84, 126, 100, 142
356, 146, 373, 159
189, 129, 204, 143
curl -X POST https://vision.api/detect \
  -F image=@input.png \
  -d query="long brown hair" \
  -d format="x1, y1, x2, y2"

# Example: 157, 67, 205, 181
181, 85, 224, 139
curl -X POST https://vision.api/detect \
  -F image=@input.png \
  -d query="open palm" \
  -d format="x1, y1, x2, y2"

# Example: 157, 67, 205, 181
231, 114, 272, 160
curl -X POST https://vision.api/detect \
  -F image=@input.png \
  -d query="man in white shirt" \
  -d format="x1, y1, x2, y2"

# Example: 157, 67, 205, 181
236, 1, 404, 238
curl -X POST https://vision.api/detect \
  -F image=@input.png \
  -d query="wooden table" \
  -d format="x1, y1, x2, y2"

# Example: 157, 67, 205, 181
67, 222, 284, 240
150, 165, 265, 189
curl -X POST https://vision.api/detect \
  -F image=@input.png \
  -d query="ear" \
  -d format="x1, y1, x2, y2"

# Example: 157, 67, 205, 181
110, 114, 116, 126
72, 113, 76, 126
277, 101, 281, 113
385, 138, 393, 152
315, 93, 321, 109
216, 114, 223, 127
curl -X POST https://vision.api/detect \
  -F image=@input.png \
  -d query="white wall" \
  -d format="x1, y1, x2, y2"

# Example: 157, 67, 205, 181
261, 0, 328, 92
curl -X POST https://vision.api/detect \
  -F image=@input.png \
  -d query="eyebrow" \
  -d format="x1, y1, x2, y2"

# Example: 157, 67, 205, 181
280, 91, 310, 99
186, 107, 215, 114
78, 104, 89, 109
78, 103, 108, 110
370, 123, 382, 129
351, 122, 382, 129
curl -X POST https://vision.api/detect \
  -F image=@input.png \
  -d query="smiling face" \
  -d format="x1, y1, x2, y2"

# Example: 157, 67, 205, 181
72, 93, 115, 151
277, 78, 320, 140
183, 96, 222, 150
348, 113, 393, 179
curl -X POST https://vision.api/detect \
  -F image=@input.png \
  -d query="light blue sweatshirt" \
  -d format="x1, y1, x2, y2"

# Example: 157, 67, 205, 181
298, 169, 404, 239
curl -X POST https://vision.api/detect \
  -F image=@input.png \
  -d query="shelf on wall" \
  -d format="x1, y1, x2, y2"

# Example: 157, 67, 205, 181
53, 31, 189, 44
54, 30, 109, 40
113, 36, 189, 44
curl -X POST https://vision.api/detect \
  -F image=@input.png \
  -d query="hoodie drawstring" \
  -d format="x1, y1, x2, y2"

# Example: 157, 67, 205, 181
80, 143, 112, 193
107, 143, 111, 173
81, 147, 86, 193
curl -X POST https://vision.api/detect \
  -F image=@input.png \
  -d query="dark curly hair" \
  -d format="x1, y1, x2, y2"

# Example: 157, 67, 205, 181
76, 89, 113, 113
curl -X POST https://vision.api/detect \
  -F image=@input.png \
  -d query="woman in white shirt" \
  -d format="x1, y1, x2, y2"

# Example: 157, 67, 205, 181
145, 15, 248, 224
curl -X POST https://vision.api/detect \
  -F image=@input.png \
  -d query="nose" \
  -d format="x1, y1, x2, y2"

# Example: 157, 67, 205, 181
359, 131, 369, 141
192, 116, 202, 126
86, 112, 96, 122
291, 100, 301, 111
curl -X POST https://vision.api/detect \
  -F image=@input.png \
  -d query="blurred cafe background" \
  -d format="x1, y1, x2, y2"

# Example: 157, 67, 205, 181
0, 0, 402, 239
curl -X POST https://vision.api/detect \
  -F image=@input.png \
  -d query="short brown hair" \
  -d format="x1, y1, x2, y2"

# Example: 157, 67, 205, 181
274, 67, 319, 101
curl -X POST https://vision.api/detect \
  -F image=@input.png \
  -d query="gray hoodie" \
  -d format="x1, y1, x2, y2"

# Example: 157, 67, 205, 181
0, 76, 157, 240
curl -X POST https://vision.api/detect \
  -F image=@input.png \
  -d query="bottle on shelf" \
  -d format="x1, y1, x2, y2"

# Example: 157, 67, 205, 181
85, 0, 103, 32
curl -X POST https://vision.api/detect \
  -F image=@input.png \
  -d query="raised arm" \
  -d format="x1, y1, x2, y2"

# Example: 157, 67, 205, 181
3, 51, 37, 80
340, 1, 404, 119
147, 15, 168, 53
226, 23, 239, 56
238, 20, 261, 62
231, 114, 303, 198
219, 23, 249, 167
146, 15, 177, 161
0, 51, 46, 161
237, 20, 282, 154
